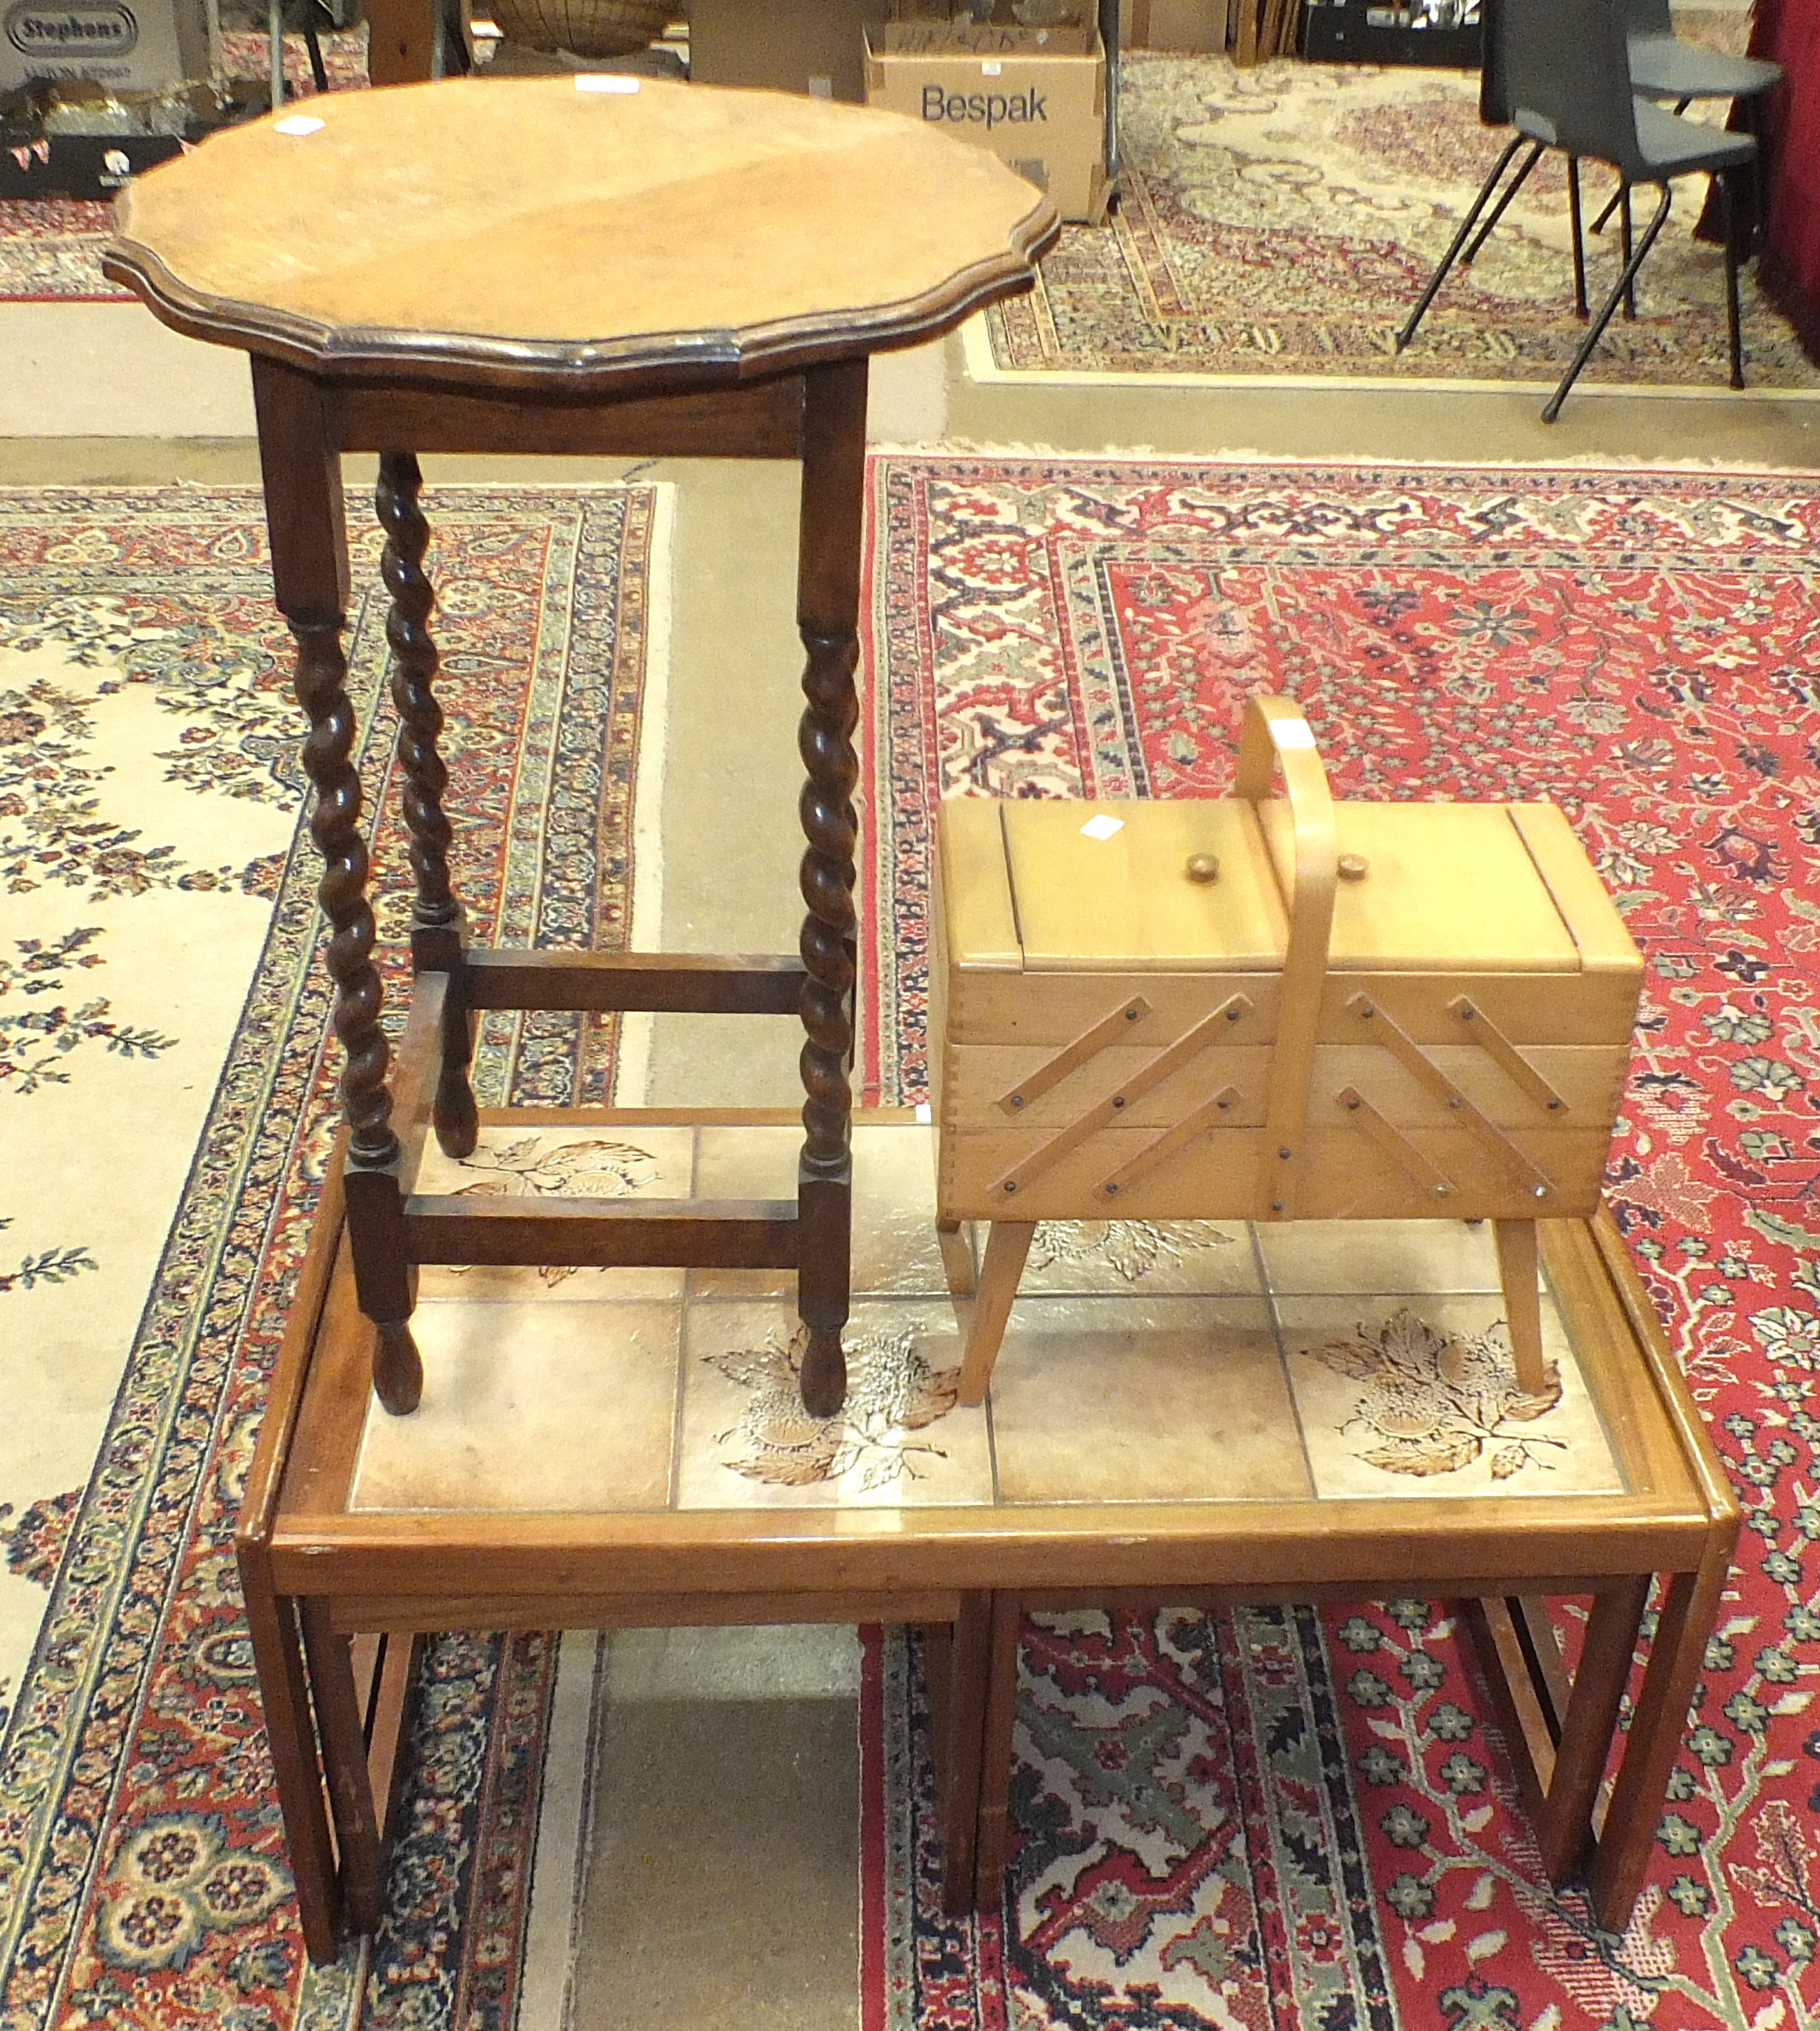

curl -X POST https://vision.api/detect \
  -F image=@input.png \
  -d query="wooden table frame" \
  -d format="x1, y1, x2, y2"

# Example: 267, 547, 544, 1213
961, 1218, 1738, 1932
246, 356, 873, 1421
239, 1155, 1003, 1959
970, 1555, 1719, 1932
105, 81, 1055, 1423
240, 1144, 1736, 1959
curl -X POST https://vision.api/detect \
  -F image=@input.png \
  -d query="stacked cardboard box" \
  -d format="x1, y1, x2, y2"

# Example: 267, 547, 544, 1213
1124, 0, 1303, 63
865, 14, 1112, 221
688, 0, 888, 101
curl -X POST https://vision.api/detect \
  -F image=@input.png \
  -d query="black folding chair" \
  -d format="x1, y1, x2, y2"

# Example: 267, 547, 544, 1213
1586, 0, 1782, 241
1627, 0, 1782, 106
1395, 0, 1758, 422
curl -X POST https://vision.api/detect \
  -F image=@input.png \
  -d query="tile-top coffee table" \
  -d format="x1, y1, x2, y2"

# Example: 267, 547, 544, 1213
104, 77, 1054, 1422
240, 1112, 1736, 1957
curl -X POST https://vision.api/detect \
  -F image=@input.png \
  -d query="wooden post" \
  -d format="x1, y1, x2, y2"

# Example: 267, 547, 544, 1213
251, 358, 422, 1416
794, 358, 868, 1418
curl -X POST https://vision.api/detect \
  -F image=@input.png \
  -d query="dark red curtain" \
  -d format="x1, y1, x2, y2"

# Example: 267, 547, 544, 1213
1750, 0, 1820, 365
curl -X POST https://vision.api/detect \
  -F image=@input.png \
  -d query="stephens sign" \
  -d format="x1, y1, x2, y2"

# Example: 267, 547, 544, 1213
5, 2, 141, 56
0, 0, 215, 88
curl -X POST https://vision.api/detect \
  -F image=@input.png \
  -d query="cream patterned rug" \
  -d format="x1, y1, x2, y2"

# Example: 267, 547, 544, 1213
0, 483, 668, 2028
980, 32, 1820, 391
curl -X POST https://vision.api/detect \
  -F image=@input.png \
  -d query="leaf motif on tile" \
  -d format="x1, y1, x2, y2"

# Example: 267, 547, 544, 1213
1309, 1307, 1565, 1482
1361, 1436, 1480, 1479
1027, 1218, 1234, 1283
709, 1326, 959, 1488
450, 1136, 662, 1200
1305, 1336, 1381, 1383
442, 1139, 666, 1284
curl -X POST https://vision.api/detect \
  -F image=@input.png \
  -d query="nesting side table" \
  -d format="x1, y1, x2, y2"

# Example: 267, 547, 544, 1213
242, 1120, 1736, 1954
106, 76, 1054, 1418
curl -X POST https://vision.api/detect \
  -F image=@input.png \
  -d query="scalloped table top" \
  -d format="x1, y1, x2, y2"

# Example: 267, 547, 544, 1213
105, 76, 1056, 383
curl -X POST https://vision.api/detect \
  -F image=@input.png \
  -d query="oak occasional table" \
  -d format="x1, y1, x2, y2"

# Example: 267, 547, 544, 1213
105, 76, 1054, 1420
242, 1116, 1736, 1956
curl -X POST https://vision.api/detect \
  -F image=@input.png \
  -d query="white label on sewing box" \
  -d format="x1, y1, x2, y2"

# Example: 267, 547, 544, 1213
1080, 814, 1124, 840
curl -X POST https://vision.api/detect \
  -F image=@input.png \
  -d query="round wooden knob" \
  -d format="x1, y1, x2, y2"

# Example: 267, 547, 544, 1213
1185, 853, 1221, 883
1338, 853, 1370, 882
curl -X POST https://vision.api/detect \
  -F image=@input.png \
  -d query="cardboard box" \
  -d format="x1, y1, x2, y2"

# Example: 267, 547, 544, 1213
689, 0, 889, 102
865, 21, 1110, 222
0, 0, 217, 95
891, 1, 1092, 20
1126, 0, 1227, 49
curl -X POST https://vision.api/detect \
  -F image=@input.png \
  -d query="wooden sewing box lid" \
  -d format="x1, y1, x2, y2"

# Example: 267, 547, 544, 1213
940, 796, 1641, 978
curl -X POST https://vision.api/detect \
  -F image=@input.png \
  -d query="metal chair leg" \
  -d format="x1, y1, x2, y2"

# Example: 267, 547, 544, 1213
1542, 182, 1673, 422
1568, 155, 1587, 318
1397, 136, 1528, 354
1461, 138, 1546, 266
303, 11, 330, 92
1719, 168, 1744, 390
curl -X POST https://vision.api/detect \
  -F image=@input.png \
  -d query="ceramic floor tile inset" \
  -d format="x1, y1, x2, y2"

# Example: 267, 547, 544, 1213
690, 1123, 952, 1299
350, 1296, 682, 1513
1277, 1293, 1624, 1502
1257, 1218, 1532, 1296
1011, 1217, 1262, 1298
676, 1298, 993, 1510
414, 1123, 696, 1303
986, 1295, 1311, 1505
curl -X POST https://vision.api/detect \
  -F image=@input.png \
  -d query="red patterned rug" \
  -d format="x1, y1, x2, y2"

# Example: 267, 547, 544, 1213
860, 455, 1820, 2029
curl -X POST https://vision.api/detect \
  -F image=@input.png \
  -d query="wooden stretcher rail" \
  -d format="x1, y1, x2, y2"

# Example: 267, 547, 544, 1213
328, 1589, 967, 1635
458, 948, 806, 1015
401, 1195, 801, 1268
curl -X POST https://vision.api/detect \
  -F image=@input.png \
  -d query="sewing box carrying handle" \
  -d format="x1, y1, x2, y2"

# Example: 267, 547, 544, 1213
1234, 694, 1337, 1218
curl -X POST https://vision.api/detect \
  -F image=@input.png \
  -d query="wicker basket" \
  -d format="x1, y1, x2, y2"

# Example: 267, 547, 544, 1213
486, 0, 673, 57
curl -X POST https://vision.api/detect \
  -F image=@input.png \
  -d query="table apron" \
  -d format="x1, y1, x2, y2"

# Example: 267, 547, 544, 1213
328, 373, 810, 460
269, 1520, 1718, 1600
326, 1588, 968, 1633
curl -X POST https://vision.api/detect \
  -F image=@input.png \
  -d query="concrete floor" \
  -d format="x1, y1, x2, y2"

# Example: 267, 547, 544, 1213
3, 278, 1815, 2029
